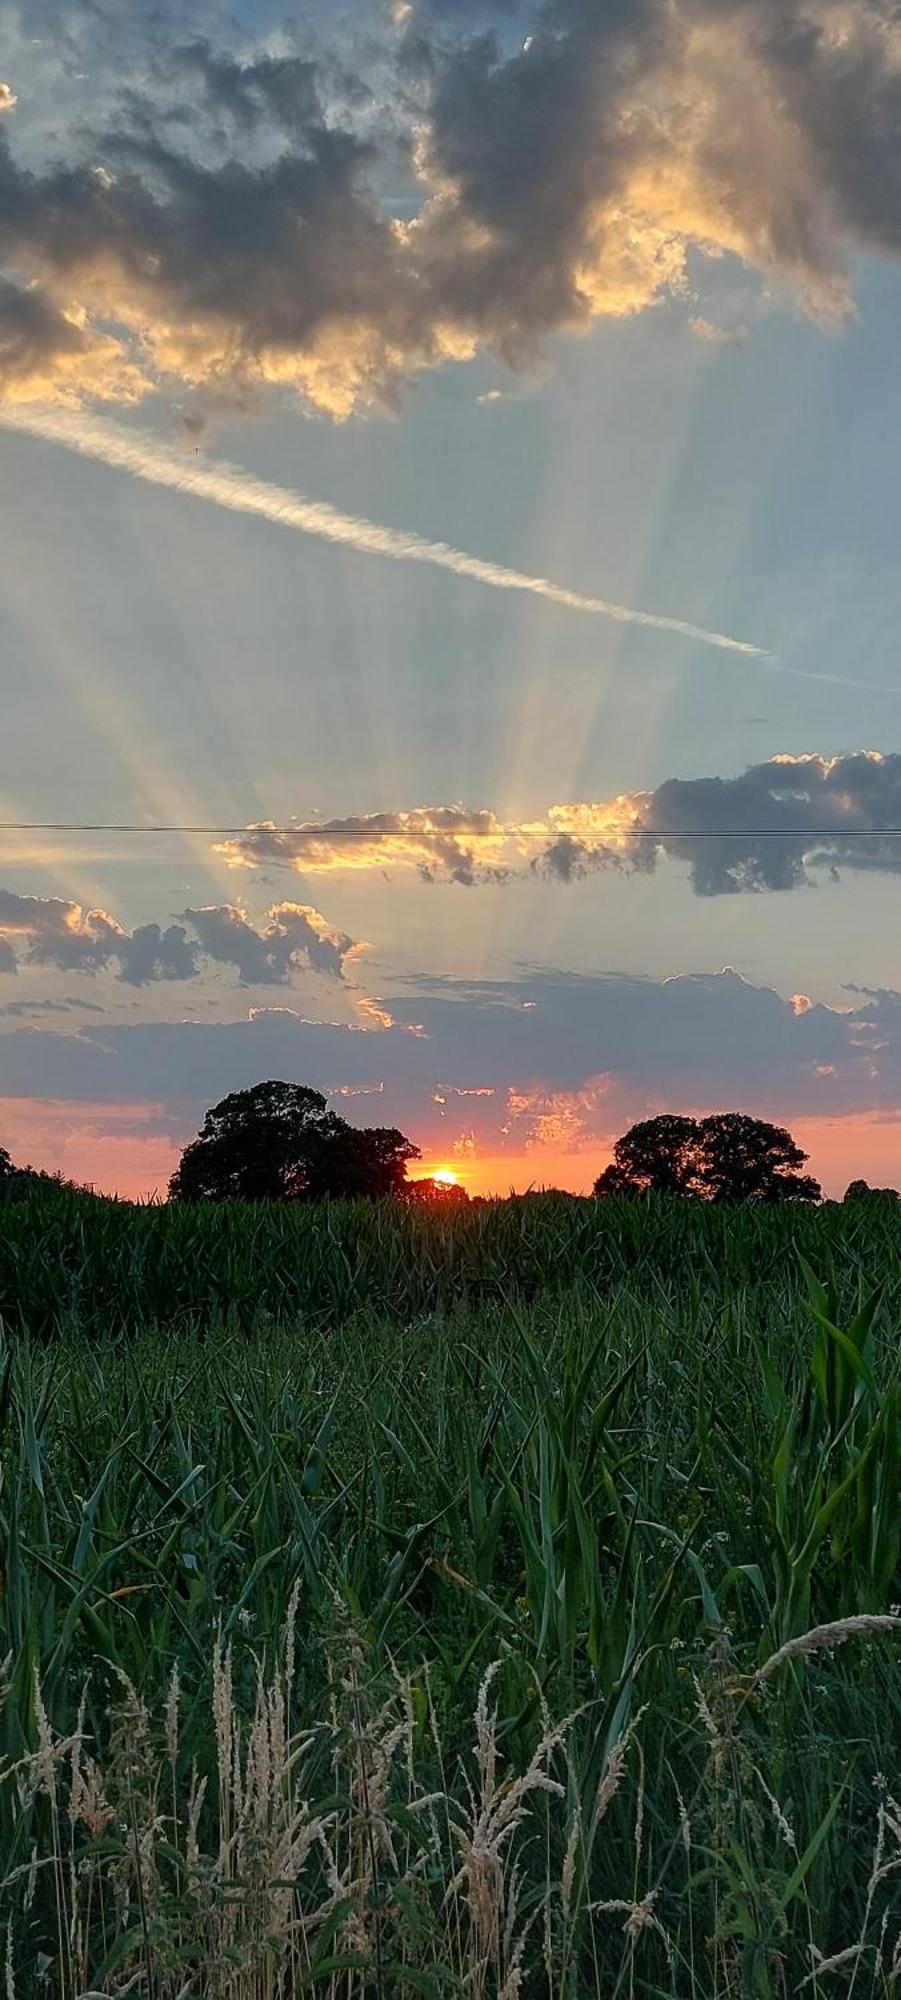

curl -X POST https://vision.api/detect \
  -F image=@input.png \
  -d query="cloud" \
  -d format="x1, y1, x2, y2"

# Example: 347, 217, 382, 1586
0, 408, 767, 656
160, 42, 322, 143
0, 889, 365, 988
183, 900, 359, 983
0, 277, 143, 406
0, 968, 894, 1145
219, 807, 515, 884
0, 84, 17, 115
539, 752, 901, 894
3, 2, 901, 411
689, 315, 748, 346
218, 754, 901, 892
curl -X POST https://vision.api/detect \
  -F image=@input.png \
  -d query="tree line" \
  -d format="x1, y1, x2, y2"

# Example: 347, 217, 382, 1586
2, 1083, 899, 1206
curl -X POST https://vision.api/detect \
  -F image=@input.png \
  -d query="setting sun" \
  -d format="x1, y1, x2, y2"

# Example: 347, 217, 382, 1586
432, 1168, 459, 1186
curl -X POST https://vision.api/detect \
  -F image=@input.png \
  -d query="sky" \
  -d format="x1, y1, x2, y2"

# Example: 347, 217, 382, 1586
5, 0, 901, 1196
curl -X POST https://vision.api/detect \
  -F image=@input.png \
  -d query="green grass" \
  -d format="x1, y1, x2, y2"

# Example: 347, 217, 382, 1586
0, 1190, 899, 1994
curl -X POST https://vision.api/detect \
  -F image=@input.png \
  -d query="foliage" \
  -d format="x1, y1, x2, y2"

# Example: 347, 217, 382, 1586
845, 1177, 900, 1204
0, 1200, 898, 1989
405, 1175, 471, 1205
595, 1111, 822, 1202
168, 1080, 419, 1203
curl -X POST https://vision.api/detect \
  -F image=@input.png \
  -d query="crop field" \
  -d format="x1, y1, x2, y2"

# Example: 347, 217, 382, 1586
0, 1188, 899, 1998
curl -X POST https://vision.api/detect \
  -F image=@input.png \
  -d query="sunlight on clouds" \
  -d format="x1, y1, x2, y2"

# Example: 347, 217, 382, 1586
1, 3, 901, 412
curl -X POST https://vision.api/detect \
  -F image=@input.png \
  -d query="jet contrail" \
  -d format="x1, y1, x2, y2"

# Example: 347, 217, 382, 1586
1, 404, 769, 658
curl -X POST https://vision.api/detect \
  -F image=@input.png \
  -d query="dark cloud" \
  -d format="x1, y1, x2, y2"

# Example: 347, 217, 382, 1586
0, 890, 359, 986
220, 754, 901, 895
540, 753, 901, 894
183, 901, 358, 983
162, 42, 323, 142
117, 922, 200, 986
0, 996, 83, 1017
4, 1, 901, 407
0, 967, 892, 1150
0, 273, 128, 402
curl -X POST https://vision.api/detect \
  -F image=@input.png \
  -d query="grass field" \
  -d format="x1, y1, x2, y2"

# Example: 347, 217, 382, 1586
0, 1188, 899, 1997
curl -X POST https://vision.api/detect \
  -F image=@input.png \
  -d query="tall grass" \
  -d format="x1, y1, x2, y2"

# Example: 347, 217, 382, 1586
3, 1184, 901, 1335
0, 1191, 898, 1991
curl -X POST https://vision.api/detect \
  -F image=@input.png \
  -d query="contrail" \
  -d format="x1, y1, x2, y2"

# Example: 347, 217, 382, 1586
1, 404, 769, 658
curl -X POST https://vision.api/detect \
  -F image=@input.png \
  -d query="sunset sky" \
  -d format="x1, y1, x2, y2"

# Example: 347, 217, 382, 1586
5, 0, 901, 1196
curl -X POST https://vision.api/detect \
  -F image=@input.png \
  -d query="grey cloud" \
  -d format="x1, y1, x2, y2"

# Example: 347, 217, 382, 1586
5, 1, 901, 407
223, 754, 901, 895
541, 753, 901, 894
0, 996, 106, 1017
0, 890, 129, 973
0, 968, 891, 1146
117, 922, 200, 986
0, 890, 358, 986
183, 901, 357, 983
0, 273, 116, 401
153, 41, 323, 141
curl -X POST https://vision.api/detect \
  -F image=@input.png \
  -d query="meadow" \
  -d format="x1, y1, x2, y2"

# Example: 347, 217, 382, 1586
0, 1187, 898, 1998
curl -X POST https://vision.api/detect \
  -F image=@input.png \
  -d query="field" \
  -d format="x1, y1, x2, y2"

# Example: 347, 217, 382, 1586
0, 1188, 899, 1998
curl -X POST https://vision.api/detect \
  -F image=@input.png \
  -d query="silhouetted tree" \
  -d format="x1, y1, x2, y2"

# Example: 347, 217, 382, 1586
168, 1081, 420, 1202
697, 1113, 821, 1204
844, 1178, 899, 1204
0, 1146, 14, 1182
594, 1112, 820, 1204
593, 1163, 643, 1198
405, 1176, 470, 1206
305, 1121, 420, 1200
594, 1115, 701, 1198
169, 1082, 332, 1202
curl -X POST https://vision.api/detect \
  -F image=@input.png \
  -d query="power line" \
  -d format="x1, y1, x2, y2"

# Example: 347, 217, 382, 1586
3, 821, 901, 840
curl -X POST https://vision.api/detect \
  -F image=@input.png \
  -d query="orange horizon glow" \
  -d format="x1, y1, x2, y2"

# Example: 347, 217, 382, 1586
2, 1098, 901, 1205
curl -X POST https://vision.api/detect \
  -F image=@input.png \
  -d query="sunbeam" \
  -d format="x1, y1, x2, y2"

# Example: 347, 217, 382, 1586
1, 407, 770, 659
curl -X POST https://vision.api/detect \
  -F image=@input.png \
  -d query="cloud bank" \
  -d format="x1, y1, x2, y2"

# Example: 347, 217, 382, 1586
1, 968, 898, 1165
219, 753, 901, 893
3, 1, 901, 413
0, 891, 362, 988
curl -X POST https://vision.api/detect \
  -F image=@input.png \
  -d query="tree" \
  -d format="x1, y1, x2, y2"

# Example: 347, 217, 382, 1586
593, 1163, 643, 1198
594, 1112, 820, 1204
697, 1113, 821, 1205
405, 1175, 470, 1206
844, 1178, 899, 1204
169, 1081, 332, 1201
305, 1121, 420, 1200
594, 1116, 702, 1198
0, 1146, 14, 1182
168, 1081, 420, 1202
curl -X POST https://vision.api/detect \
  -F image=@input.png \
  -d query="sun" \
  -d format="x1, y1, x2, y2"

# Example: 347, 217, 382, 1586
432, 1168, 459, 1186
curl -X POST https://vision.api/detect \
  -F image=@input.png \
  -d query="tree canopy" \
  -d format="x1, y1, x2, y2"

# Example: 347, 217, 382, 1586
405, 1176, 470, 1207
168, 1081, 420, 1203
594, 1112, 821, 1204
843, 1177, 899, 1204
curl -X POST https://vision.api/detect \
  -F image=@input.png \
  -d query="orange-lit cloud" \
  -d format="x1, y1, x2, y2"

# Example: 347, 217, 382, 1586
3, 4, 901, 412
219, 809, 514, 885
216, 753, 901, 890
